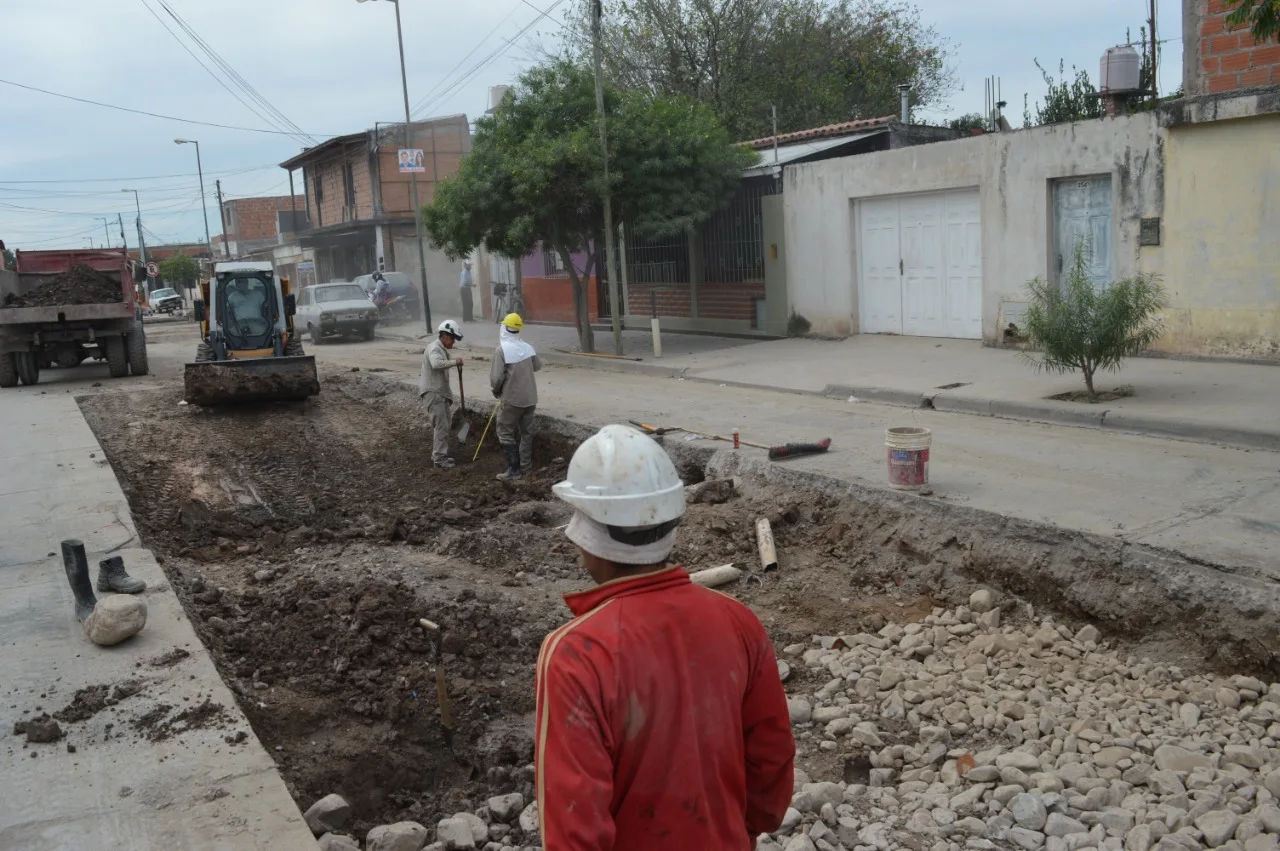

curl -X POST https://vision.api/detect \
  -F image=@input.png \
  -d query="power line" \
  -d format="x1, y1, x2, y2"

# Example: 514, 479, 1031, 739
143, 0, 316, 145
411, 0, 567, 119
0, 163, 282, 185
0, 77, 337, 137
407, 0, 525, 115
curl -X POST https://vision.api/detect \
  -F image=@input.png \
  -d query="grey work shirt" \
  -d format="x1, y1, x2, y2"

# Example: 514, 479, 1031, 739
419, 337, 456, 399
490, 346, 542, 408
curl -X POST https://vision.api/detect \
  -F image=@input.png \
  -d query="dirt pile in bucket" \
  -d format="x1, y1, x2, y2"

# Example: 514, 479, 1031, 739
3, 264, 123, 308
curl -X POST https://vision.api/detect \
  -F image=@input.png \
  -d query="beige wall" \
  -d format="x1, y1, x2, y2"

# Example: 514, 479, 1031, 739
1144, 113, 1280, 358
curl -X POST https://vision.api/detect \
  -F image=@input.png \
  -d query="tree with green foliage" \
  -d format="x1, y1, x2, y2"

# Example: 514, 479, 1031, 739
948, 113, 986, 133
1023, 59, 1102, 127
1226, 0, 1280, 41
422, 61, 756, 352
158, 254, 201, 291
545, 0, 954, 141
1021, 246, 1167, 399
2, 247, 14, 271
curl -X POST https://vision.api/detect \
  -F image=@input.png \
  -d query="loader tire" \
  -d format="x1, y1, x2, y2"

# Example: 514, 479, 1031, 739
285, 335, 306, 357
127, 321, 149, 376
194, 342, 216, 362
0, 353, 18, 388
105, 335, 128, 378
15, 352, 40, 386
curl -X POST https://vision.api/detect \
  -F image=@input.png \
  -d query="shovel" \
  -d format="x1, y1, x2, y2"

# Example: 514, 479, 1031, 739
455, 364, 471, 442
419, 619, 456, 750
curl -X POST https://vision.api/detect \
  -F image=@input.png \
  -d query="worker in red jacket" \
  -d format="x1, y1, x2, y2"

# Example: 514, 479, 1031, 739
537, 424, 795, 850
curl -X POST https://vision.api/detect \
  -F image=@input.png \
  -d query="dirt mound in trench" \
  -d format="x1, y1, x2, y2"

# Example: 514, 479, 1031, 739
179, 569, 542, 835
3, 264, 123, 308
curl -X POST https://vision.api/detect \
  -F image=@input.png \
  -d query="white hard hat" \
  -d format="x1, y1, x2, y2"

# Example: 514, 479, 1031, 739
553, 424, 685, 527
437, 319, 463, 340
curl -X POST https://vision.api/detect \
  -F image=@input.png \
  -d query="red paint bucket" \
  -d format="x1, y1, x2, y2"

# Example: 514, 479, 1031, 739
886, 427, 931, 491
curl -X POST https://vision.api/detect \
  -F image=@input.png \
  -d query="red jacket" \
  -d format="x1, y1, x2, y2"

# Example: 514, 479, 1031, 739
534, 566, 795, 850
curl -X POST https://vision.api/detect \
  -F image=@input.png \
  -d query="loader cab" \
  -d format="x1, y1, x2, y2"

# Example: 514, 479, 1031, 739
206, 261, 291, 360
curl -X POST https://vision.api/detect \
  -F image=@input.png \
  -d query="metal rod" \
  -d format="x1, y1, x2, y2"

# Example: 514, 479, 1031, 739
391, 0, 434, 334
191, 142, 212, 259
591, 0, 623, 356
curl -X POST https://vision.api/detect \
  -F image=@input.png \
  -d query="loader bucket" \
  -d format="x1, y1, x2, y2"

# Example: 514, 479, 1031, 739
183, 356, 320, 405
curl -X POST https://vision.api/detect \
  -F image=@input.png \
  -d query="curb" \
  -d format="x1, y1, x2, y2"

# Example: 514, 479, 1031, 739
374, 329, 1280, 452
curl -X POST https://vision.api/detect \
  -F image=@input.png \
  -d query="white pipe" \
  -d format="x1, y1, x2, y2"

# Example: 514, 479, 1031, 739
690, 564, 741, 587
651, 316, 662, 358
756, 518, 778, 571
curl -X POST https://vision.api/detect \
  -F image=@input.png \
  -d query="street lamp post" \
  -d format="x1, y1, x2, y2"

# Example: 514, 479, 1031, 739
175, 139, 213, 260
357, 0, 433, 333
96, 217, 111, 248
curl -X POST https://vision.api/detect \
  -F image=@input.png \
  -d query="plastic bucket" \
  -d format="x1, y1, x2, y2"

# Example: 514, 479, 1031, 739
886, 427, 931, 491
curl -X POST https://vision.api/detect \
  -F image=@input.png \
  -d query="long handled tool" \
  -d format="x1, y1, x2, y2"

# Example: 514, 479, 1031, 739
419, 618, 454, 745
629, 420, 686, 436
768, 438, 832, 460
472, 405, 498, 462
455, 365, 471, 442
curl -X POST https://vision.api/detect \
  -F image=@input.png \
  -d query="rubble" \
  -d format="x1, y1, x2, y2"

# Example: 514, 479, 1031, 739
305, 793, 353, 835
758, 606, 1280, 851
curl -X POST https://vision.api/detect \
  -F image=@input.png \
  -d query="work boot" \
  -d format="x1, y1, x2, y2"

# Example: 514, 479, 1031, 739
436, 458, 455, 470
61, 539, 98, 622
97, 556, 146, 594
496, 443, 523, 481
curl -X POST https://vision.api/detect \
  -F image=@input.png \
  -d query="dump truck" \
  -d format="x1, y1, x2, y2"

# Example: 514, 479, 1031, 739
184, 260, 319, 405
0, 246, 147, 388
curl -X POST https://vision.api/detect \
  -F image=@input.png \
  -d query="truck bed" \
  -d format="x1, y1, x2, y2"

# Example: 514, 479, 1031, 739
2, 249, 137, 328
0, 301, 136, 326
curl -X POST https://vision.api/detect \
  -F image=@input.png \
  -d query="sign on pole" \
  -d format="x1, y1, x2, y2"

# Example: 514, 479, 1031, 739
145, 262, 159, 278
397, 149, 426, 173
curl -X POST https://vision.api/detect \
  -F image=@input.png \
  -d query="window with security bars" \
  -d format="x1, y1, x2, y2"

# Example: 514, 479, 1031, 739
542, 245, 569, 276
700, 178, 778, 283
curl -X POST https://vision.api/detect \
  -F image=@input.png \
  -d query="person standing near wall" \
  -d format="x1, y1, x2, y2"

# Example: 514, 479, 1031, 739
490, 313, 541, 481
459, 259, 476, 322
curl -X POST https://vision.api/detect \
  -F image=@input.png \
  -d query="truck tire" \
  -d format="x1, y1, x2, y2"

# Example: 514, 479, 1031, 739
15, 352, 40, 386
0, 353, 17, 388
105, 335, 128, 378
127, 322, 150, 376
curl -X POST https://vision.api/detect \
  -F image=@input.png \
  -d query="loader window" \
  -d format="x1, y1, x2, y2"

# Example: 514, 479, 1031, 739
220, 274, 274, 348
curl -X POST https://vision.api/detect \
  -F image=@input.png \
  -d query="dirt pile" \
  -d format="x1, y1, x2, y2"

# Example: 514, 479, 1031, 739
3, 264, 123, 308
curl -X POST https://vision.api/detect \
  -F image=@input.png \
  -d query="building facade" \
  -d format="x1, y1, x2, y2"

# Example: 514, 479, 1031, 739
216, 195, 307, 258
278, 116, 471, 315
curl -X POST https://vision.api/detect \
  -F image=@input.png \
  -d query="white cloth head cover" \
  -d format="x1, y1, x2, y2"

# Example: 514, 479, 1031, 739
499, 325, 536, 365
566, 510, 677, 565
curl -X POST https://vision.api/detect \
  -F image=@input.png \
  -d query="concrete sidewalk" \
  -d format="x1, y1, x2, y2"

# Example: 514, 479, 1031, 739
421, 327, 1280, 451
0, 389, 315, 851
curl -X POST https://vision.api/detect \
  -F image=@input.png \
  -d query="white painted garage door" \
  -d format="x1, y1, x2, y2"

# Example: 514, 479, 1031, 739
858, 189, 982, 339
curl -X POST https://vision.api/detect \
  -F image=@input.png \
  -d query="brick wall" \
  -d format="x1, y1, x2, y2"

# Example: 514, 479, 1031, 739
698, 281, 764, 322
1186, 0, 1280, 95
223, 196, 307, 243
626, 283, 693, 318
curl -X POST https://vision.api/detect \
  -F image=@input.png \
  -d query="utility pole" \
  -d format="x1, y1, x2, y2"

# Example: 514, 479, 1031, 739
97, 217, 111, 248
215, 179, 228, 259
117, 213, 128, 254
1149, 0, 1158, 100
392, 0, 433, 333
591, 0, 623, 355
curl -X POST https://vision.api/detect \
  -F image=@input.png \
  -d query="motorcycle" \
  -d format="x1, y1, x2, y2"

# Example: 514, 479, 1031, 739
373, 293, 412, 323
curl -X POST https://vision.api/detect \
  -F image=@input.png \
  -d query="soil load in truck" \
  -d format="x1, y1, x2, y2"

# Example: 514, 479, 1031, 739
0, 247, 148, 387
2, 264, 125, 308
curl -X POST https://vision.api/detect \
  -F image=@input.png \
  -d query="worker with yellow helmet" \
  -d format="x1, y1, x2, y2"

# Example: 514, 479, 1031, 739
489, 313, 542, 481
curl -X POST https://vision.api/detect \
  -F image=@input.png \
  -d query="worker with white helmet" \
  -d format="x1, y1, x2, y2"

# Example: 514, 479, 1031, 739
489, 312, 541, 481
536, 424, 795, 850
419, 319, 464, 468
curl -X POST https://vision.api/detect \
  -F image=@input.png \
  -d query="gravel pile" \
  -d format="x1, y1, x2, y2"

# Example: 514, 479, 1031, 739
767, 590, 1280, 851
2, 264, 123, 308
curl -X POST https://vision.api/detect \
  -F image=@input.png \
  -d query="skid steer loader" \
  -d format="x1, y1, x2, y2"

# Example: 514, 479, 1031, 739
184, 261, 320, 405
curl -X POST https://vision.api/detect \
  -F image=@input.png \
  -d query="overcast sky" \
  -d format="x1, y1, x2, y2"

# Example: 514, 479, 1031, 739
1, 0, 1182, 251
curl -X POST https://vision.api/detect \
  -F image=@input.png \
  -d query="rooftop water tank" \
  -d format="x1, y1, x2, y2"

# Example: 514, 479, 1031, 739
1099, 45, 1141, 93
488, 85, 511, 113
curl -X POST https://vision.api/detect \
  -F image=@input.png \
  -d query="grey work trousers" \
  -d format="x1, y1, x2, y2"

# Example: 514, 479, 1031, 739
496, 403, 535, 470
423, 392, 453, 465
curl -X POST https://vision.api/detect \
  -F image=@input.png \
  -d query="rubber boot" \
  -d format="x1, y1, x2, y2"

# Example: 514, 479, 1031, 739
97, 555, 146, 594
61, 539, 98, 622
495, 443, 523, 481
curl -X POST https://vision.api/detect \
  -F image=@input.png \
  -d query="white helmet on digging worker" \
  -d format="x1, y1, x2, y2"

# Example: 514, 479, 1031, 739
552, 424, 685, 565
437, 319, 464, 341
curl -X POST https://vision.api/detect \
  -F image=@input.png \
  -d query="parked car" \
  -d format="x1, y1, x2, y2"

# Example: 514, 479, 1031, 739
354, 271, 419, 320
296, 281, 379, 344
148, 287, 184, 315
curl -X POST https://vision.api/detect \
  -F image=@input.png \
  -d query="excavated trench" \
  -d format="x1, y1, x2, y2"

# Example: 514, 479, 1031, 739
79, 372, 1279, 836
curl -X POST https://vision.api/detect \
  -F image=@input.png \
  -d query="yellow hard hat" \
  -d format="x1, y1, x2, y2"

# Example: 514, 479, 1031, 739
502, 313, 524, 332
